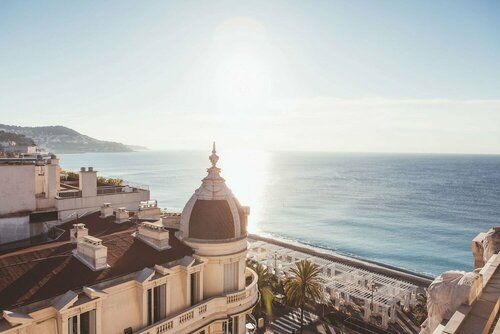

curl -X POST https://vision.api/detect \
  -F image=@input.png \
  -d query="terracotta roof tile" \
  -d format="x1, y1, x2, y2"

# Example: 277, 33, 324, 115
0, 213, 192, 311
188, 200, 235, 240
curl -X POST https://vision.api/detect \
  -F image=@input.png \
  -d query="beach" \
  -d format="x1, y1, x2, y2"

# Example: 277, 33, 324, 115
249, 233, 433, 288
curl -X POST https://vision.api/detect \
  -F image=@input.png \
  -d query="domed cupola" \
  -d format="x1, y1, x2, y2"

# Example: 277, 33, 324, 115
179, 143, 250, 242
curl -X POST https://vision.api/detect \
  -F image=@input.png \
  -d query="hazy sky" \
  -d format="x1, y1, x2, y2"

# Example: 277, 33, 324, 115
0, 1, 499, 153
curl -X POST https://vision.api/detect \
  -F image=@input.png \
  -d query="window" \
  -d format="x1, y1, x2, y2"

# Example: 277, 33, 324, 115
190, 272, 199, 305
222, 316, 239, 334
68, 310, 96, 334
68, 315, 77, 334
222, 318, 231, 334
223, 262, 238, 293
147, 284, 166, 325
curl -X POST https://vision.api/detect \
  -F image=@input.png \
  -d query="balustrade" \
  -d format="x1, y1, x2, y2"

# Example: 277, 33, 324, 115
135, 268, 258, 334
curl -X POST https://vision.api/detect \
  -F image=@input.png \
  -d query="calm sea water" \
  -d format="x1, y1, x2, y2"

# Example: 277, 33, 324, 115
59, 151, 500, 276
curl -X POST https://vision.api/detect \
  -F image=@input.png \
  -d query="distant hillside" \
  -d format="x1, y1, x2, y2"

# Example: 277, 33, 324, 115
0, 130, 36, 147
0, 124, 138, 153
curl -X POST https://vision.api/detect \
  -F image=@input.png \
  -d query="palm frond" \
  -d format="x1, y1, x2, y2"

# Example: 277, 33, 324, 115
283, 260, 324, 334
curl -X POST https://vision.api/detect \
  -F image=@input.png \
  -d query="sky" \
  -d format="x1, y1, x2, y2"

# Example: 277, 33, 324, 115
0, 0, 499, 153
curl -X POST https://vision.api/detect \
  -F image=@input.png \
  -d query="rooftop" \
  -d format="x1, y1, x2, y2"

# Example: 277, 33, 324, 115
0, 212, 193, 311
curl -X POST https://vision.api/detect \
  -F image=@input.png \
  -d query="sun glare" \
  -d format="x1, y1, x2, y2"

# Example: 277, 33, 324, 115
219, 149, 270, 233
209, 18, 273, 106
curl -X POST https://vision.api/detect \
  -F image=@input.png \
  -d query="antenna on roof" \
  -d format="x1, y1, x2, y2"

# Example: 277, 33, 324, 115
67, 210, 89, 224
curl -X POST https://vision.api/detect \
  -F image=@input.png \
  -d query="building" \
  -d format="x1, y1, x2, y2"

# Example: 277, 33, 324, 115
420, 227, 500, 334
0, 154, 149, 244
0, 145, 258, 334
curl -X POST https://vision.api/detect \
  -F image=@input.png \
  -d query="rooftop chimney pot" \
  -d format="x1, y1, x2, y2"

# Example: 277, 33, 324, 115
73, 236, 108, 271
100, 203, 113, 218
115, 207, 130, 224
133, 220, 170, 251
70, 223, 88, 244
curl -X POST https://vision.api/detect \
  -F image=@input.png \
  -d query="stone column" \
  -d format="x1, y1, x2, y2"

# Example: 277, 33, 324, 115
96, 301, 102, 334
199, 269, 204, 301
237, 314, 246, 334
58, 315, 66, 334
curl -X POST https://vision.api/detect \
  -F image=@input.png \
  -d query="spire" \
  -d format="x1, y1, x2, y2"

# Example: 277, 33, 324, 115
209, 141, 219, 167
203, 142, 224, 182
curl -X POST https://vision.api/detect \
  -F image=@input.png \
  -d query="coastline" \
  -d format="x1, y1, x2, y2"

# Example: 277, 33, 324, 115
249, 233, 434, 288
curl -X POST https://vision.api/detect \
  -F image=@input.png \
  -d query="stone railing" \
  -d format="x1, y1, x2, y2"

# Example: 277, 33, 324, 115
97, 186, 137, 195
135, 268, 258, 334
57, 190, 82, 199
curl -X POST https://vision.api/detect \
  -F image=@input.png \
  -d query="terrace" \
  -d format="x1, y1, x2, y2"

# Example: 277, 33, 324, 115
135, 268, 259, 334
247, 238, 419, 329
57, 181, 149, 199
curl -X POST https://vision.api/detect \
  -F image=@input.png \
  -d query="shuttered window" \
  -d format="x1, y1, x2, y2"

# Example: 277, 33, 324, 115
223, 262, 238, 293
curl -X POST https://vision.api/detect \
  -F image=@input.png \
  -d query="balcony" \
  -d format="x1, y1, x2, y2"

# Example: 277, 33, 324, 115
135, 268, 259, 334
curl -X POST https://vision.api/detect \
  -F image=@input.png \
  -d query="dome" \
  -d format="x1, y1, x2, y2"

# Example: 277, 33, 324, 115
179, 143, 249, 241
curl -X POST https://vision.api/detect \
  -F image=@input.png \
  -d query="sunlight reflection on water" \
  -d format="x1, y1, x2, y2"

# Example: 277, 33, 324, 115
220, 150, 270, 233
59, 151, 500, 275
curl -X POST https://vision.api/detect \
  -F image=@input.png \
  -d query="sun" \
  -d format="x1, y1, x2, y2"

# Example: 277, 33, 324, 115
209, 17, 273, 106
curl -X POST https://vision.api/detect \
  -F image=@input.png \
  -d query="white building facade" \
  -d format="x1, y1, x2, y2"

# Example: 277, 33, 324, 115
0, 155, 149, 244
0, 145, 258, 334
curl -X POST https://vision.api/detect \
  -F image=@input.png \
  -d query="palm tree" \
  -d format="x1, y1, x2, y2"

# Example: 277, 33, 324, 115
284, 259, 324, 334
247, 260, 275, 318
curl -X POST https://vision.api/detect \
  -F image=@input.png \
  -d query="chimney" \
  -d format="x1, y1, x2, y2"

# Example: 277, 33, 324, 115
100, 203, 113, 218
115, 207, 129, 224
73, 236, 108, 271
133, 220, 170, 251
137, 200, 161, 220
45, 155, 60, 199
162, 212, 181, 228
79, 167, 97, 197
48, 154, 59, 165
70, 223, 88, 244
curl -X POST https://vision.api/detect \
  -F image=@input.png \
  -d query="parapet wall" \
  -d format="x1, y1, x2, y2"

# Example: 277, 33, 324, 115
0, 165, 36, 215
57, 190, 150, 221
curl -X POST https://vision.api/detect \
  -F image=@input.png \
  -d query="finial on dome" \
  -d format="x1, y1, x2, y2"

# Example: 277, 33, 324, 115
209, 141, 219, 167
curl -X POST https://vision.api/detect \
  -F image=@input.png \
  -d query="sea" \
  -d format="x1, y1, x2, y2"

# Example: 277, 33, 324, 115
59, 151, 500, 277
